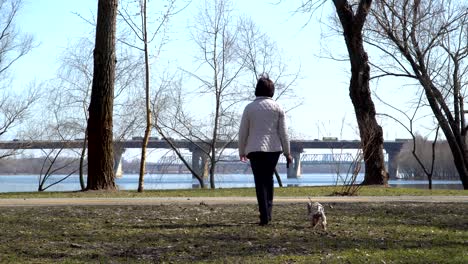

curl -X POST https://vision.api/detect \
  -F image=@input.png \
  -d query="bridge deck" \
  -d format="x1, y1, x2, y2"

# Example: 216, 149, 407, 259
0, 139, 406, 151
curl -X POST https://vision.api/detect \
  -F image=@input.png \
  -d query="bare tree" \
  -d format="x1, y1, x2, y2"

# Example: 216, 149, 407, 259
376, 89, 440, 189
186, 0, 245, 188
53, 32, 142, 189
119, 0, 183, 192
87, 0, 119, 191
296, 0, 389, 185
0, 0, 34, 81
368, 0, 468, 189
397, 133, 439, 189
19, 88, 82, 191
333, 148, 364, 195
0, 84, 40, 162
333, 0, 388, 185
153, 75, 207, 187
34, 122, 80, 192
0, 0, 38, 158
0, 85, 39, 137
36, 149, 78, 192
237, 17, 302, 109
52, 38, 94, 190
154, 1, 301, 189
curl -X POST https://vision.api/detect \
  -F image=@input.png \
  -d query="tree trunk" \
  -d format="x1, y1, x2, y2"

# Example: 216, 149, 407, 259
209, 69, 221, 189
210, 97, 220, 189
86, 0, 118, 191
79, 127, 88, 190
418, 73, 468, 189
426, 82, 468, 189
209, 153, 216, 189
452, 153, 468, 189
138, 0, 151, 193
333, 0, 388, 185
370, 0, 468, 189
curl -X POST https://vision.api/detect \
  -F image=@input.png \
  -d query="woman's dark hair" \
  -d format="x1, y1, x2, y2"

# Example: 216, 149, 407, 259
255, 74, 275, 97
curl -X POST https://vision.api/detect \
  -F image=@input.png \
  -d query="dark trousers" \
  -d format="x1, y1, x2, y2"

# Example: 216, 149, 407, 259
247, 151, 281, 223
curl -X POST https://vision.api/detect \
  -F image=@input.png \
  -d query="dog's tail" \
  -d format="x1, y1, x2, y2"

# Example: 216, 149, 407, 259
308, 196, 313, 203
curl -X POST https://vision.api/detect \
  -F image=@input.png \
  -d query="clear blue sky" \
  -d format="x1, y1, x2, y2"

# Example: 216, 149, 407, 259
12, 0, 427, 141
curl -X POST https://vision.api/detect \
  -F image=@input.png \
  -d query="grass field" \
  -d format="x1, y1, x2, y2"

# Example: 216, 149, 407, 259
0, 186, 466, 263
0, 185, 466, 198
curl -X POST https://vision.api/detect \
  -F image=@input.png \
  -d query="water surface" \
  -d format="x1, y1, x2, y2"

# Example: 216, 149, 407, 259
0, 173, 462, 192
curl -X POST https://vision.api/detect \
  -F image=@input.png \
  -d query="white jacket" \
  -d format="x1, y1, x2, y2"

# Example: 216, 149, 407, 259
238, 96, 290, 156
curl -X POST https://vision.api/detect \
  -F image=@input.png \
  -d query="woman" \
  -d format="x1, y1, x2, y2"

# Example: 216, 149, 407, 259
238, 75, 292, 226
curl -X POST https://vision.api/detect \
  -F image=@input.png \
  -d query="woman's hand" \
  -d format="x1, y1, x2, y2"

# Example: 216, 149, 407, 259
285, 154, 293, 168
240, 155, 248, 162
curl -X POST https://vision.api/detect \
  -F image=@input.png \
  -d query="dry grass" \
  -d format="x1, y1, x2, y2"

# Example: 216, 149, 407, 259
0, 201, 466, 263
0, 185, 465, 199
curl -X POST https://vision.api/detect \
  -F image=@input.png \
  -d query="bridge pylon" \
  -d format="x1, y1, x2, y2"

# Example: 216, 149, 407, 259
191, 148, 209, 180
113, 146, 125, 178
387, 150, 400, 180
287, 149, 303, 179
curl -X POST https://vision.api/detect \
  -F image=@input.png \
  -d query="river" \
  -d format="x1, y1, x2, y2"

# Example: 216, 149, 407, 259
0, 173, 463, 192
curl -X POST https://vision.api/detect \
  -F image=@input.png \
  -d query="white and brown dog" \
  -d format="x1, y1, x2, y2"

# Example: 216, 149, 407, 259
307, 198, 327, 230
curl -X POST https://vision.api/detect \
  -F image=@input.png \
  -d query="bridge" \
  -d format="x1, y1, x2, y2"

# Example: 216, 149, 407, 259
147, 153, 375, 174
0, 139, 407, 179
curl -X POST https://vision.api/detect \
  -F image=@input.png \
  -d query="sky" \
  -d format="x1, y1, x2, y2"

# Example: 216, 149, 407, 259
10, 0, 432, 143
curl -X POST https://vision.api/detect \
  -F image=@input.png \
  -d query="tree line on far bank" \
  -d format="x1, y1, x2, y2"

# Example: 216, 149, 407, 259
396, 136, 459, 180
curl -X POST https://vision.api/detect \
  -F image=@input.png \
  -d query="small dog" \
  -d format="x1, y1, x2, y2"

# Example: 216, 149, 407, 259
307, 198, 327, 230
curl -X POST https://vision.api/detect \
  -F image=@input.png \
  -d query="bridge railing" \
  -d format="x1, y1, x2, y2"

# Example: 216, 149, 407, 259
152, 153, 386, 166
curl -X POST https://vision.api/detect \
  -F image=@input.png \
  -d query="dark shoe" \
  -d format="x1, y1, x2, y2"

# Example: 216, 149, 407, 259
259, 215, 269, 226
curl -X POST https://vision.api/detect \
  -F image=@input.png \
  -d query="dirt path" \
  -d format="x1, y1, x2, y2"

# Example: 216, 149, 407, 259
0, 195, 467, 207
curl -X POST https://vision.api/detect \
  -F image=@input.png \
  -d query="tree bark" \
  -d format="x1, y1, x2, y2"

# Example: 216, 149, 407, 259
86, 0, 118, 191
79, 127, 88, 190
424, 78, 468, 189
333, 0, 388, 185
138, 0, 151, 193
370, 0, 468, 189
210, 91, 221, 189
